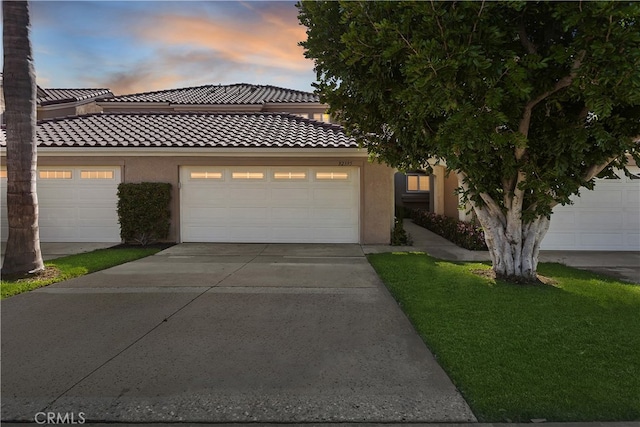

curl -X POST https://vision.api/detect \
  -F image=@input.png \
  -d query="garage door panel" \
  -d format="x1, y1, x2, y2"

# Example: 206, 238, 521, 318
181, 166, 359, 243
624, 211, 640, 230
543, 168, 639, 250
185, 207, 228, 221
271, 207, 310, 221
626, 234, 640, 247
626, 189, 639, 207
577, 211, 622, 229
271, 188, 310, 205
312, 188, 354, 204
227, 207, 269, 221
76, 207, 117, 221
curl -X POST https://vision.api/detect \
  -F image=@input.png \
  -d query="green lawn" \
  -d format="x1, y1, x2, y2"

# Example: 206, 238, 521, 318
1, 247, 162, 299
368, 252, 640, 422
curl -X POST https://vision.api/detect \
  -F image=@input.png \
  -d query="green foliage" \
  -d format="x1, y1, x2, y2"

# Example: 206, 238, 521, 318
368, 253, 640, 421
299, 1, 640, 220
0, 247, 162, 299
412, 209, 488, 250
117, 182, 172, 245
391, 217, 413, 246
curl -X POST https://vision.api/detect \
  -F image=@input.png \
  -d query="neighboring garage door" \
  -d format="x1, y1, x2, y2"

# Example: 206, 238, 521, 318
542, 166, 640, 251
180, 166, 360, 243
1, 166, 121, 242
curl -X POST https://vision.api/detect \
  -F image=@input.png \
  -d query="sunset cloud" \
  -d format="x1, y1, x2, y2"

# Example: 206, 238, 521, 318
137, 3, 311, 72
21, 1, 317, 95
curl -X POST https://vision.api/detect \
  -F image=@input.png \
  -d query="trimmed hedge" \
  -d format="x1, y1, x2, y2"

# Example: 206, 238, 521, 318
117, 182, 172, 245
412, 209, 488, 251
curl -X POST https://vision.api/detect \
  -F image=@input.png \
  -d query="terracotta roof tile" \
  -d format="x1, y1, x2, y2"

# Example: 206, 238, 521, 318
100, 84, 319, 105
0, 112, 356, 149
37, 88, 114, 106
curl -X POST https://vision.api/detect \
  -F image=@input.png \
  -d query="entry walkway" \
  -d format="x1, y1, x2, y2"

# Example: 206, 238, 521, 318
364, 220, 639, 284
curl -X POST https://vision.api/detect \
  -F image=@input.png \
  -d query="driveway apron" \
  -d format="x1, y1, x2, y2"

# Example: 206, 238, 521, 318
1, 243, 476, 423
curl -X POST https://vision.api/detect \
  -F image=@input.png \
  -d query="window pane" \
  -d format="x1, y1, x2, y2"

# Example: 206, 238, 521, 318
81, 170, 114, 179
407, 175, 418, 191
190, 171, 222, 179
0, 170, 6, 179
419, 175, 430, 191
232, 172, 264, 180
316, 172, 349, 180
39, 170, 72, 179
274, 172, 307, 180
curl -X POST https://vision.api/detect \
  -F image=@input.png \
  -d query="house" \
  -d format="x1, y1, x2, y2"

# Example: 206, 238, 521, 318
0, 76, 114, 123
36, 87, 114, 120
405, 163, 640, 251
1, 84, 393, 244
1, 82, 637, 250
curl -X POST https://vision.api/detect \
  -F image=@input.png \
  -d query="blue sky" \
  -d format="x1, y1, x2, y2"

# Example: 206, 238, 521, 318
4, 1, 317, 95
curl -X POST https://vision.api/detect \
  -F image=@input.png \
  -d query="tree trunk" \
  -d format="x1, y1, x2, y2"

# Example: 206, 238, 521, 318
473, 204, 550, 282
1, 0, 44, 275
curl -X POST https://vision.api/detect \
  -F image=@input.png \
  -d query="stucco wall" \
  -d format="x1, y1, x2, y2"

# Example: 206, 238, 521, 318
34, 154, 393, 244
444, 171, 460, 219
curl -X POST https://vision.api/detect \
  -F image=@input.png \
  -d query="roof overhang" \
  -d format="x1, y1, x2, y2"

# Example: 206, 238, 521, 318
0, 146, 368, 157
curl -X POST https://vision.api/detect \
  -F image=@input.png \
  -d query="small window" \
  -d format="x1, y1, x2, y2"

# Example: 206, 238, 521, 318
190, 171, 223, 179
316, 171, 349, 180
0, 170, 6, 179
407, 175, 430, 192
273, 171, 307, 180
81, 170, 114, 179
232, 171, 265, 180
39, 170, 72, 179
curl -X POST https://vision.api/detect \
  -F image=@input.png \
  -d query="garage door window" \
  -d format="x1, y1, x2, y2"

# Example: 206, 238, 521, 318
273, 171, 307, 180
81, 170, 114, 179
316, 171, 349, 180
190, 171, 223, 180
232, 171, 265, 180
39, 170, 72, 179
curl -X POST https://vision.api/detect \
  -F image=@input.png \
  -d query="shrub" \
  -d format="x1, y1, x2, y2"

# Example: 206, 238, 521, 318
391, 217, 413, 246
412, 209, 487, 250
117, 182, 172, 245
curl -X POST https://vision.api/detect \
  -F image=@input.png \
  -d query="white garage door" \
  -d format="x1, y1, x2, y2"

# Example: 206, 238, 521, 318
180, 166, 360, 243
1, 166, 121, 242
542, 167, 640, 251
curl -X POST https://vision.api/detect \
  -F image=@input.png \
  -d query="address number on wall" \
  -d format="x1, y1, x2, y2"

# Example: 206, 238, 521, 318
338, 161, 353, 166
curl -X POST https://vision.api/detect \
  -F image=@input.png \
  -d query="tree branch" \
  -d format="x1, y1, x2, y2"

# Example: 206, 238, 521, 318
468, 0, 486, 46
429, 0, 448, 54
582, 156, 617, 182
518, 50, 586, 138
518, 22, 537, 54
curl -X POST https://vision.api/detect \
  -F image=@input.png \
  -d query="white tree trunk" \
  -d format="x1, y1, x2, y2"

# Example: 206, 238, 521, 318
474, 204, 550, 281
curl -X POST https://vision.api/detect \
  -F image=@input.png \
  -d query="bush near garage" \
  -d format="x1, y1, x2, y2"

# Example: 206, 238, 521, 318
117, 182, 172, 245
412, 208, 488, 251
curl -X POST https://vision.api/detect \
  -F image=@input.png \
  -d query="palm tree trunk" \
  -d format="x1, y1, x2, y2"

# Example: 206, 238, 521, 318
1, 0, 44, 275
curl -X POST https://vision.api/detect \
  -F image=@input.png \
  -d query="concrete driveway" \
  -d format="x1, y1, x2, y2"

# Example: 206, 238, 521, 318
1, 243, 476, 423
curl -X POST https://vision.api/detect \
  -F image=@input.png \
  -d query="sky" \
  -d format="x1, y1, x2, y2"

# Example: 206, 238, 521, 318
3, 1, 318, 95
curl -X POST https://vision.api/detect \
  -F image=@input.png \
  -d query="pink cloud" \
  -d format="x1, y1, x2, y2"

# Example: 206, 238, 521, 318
137, 4, 312, 73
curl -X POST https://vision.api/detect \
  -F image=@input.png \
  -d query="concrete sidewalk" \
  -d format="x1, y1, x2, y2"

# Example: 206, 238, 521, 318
365, 220, 640, 284
1, 243, 475, 424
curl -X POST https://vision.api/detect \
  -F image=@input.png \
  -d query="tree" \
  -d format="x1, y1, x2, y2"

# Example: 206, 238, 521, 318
298, 1, 640, 282
1, 0, 44, 275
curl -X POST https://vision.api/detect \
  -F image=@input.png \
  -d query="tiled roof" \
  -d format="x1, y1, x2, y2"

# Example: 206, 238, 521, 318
0, 112, 356, 149
100, 84, 320, 105
37, 88, 114, 106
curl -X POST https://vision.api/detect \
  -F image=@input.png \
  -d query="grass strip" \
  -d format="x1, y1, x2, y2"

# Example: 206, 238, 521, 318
368, 252, 640, 422
1, 247, 162, 299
